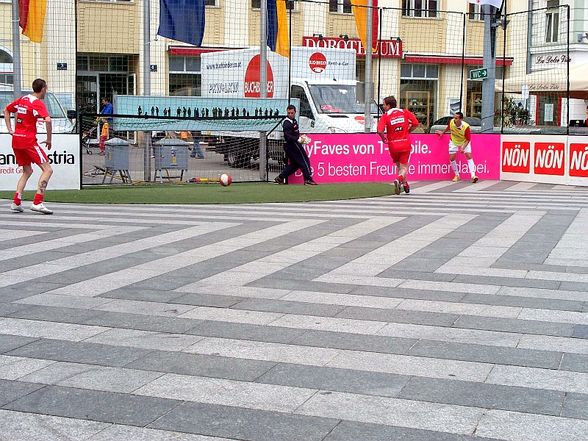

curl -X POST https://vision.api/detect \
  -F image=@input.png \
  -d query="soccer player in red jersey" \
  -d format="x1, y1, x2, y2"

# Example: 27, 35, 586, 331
3, 78, 54, 214
377, 96, 419, 195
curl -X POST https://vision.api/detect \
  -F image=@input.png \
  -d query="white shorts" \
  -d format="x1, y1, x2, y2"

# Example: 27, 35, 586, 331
449, 141, 472, 155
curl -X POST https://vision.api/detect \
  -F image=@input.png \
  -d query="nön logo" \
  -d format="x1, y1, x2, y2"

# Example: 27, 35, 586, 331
501, 141, 530, 173
569, 144, 588, 177
534, 142, 565, 176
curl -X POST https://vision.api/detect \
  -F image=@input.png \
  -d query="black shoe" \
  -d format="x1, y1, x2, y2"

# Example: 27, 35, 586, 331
304, 179, 318, 186
392, 179, 401, 195
274, 176, 285, 184
403, 182, 410, 194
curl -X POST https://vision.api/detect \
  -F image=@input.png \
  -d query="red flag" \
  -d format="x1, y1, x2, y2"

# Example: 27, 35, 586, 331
19, 0, 30, 32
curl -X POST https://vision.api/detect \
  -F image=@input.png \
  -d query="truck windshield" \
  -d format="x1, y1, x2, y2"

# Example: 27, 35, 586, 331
308, 84, 378, 114
0, 92, 66, 119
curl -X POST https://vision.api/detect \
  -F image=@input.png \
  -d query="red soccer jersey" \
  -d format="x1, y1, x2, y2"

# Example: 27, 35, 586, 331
6, 94, 49, 148
377, 108, 419, 152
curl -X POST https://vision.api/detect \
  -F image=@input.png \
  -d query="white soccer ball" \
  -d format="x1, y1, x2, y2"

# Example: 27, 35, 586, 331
298, 134, 311, 145
219, 173, 232, 187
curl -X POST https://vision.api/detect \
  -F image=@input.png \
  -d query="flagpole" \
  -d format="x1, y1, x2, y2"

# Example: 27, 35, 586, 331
364, 0, 373, 133
12, 0, 22, 99
259, 0, 268, 181
143, 0, 151, 182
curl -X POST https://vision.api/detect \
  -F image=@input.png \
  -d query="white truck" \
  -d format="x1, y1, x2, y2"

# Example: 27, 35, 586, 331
200, 47, 377, 167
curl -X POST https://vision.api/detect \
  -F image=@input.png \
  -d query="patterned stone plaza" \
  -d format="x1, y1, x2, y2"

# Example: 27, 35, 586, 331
0, 180, 587, 441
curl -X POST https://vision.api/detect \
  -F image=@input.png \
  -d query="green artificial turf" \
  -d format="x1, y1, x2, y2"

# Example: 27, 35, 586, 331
0, 182, 394, 204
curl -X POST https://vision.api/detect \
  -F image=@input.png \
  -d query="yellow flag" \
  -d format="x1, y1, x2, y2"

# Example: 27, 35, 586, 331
23, 0, 48, 43
352, 0, 378, 53
276, 0, 289, 57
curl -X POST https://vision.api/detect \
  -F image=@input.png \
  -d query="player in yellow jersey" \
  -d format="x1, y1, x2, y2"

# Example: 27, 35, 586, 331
436, 112, 478, 183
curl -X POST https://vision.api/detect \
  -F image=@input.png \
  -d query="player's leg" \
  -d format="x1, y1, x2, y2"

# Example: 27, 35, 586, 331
464, 146, 478, 183
11, 165, 33, 212
397, 151, 411, 194
448, 141, 460, 182
390, 151, 402, 195
31, 162, 53, 214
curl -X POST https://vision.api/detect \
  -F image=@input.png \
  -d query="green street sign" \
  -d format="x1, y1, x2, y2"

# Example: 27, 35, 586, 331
469, 68, 488, 80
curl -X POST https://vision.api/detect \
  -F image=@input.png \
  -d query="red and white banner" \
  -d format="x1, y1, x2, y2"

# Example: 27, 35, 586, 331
501, 135, 588, 186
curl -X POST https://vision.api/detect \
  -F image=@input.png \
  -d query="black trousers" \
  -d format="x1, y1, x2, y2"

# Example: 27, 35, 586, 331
279, 143, 312, 181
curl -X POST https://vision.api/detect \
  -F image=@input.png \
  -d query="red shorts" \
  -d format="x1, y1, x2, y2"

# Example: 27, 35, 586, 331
390, 149, 411, 165
12, 143, 49, 167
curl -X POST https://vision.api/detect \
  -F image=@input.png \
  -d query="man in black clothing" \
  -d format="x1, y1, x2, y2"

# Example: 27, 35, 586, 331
274, 105, 317, 185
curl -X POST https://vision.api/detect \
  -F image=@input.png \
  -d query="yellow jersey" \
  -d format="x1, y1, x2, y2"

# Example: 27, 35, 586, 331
449, 119, 470, 146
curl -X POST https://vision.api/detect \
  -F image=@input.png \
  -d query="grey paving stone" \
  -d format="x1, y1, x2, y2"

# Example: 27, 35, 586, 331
377, 270, 458, 282
185, 320, 306, 344
560, 353, 588, 373
385, 257, 450, 273
82, 310, 198, 334
573, 325, 588, 339
257, 363, 410, 397
290, 329, 416, 354
99, 287, 185, 303
0, 335, 38, 354
349, 285, 465, 302
4, 385, 180, 426
561, 393, 588, 419
0, 302, 32, 317
0, 379, 45, 406
251, 278, 357, 294
149, 401, 339, 441
171, 292, 244, 308
324, 420, 502, 441
231, 298, 346, 317
408, 340, 562, 369
453, 315, 574, 337
461, 293, 584, 312
8, 305, 105, 325
0, 282, 66, 301
452, 274, 561, 289
7, 339, 152, 367
125, 350, 276, 381
337, 306, 459, 327
560, 281, 588, 292
398, 376, 565, 416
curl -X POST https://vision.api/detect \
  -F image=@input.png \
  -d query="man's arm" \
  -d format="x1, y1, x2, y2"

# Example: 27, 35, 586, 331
42, 116, 52, 150
460, 126, 471, 151
282, 119, 299, 143
376, 117, 387, 143
436, 123, 451, 136
407, 111, 419, 133
3, 107, 13, 135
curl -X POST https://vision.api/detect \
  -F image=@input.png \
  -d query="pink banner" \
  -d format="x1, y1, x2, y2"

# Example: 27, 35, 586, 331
289, 133, 501, 184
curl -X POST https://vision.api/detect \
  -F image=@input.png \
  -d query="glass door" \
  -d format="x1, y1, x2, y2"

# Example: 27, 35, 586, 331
77, 75, 99, 113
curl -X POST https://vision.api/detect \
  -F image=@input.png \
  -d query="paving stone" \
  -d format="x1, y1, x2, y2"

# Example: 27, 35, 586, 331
0, 302, 32, 317
337, 306, 459, 327
0, 335, 38, 354
560, 353, 588, 373
171, 292, 244, 308
572, 324, 588, 338
408, 340, 562, 369
324, 420, 502, 441
185, 320, 306, 344
257, 363, 410, 397
8, 305, 105, 325
86, 424, 235, 440
7, 339, 152, 367
125, 350, 276, 381
453, 315, 574, 337
349, 285, 465, 302
83, 311, 198, 334
561, 392, 588, 419
99, 288, 186, 303
250, 277, 357, 294
398, 376, 565, 416
461, 293, 585, 312
4, 385, 180, 426
290, 329, 415, 353
452, 274, 561, 289
148, 401, 339, 441
0, 379, 45, 406
231, 298, 346, 317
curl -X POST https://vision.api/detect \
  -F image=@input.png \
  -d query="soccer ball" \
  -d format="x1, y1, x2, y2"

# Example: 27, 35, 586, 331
298, 134, 311, 145
219, 173, 232, 186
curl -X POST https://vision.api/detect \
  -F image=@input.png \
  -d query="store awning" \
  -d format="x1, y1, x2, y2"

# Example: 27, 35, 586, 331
404, 55, 513, 66
496, 63, 588, 99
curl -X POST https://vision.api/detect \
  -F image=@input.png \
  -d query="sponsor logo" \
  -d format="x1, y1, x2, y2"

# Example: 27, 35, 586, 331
501, 141, 530, 173
244, 54, 274, 98
569, 143, 588, 178
309, 52, 327, 73
534, 142, 565, 175
0, 151, 75, 166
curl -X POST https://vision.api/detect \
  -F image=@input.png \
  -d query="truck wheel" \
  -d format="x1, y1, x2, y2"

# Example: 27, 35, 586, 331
227, 151, 249, 168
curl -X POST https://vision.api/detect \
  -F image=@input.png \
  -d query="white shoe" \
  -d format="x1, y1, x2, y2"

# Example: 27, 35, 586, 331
10, 203, 24, 213
30, 203, 53, 215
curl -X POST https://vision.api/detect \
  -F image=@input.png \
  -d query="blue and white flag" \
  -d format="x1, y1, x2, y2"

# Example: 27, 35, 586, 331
158, 0, 206, 46
468, 0, 504, 8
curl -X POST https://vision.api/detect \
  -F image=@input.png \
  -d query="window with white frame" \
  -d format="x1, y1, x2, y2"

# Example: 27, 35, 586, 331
169, 55, 201, 96
545, 1, 559, 43
402, 0, 438, 18
252, 0, 295, 9
468, 4, 485, 21
329, 0, 352, 14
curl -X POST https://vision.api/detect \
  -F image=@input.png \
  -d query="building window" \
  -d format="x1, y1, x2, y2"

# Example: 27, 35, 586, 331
329, 0, 352, 14
402, 0, 437, 18
400, 63, 438, 128
468, 4, 485, 21
169, 55, 201, 96
0, 74, 13, 84
205, 0, 218, 5
77, 55, 130, 73
545, 2, 559, 43
252, 0, 295, 10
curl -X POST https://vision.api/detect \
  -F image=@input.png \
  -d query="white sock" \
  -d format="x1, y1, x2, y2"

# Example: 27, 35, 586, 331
450, 161, 459, 175
467, 159, 476, 176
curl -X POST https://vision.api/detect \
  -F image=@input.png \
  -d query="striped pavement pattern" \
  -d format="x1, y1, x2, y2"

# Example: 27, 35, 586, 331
0, 180, 587, 441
